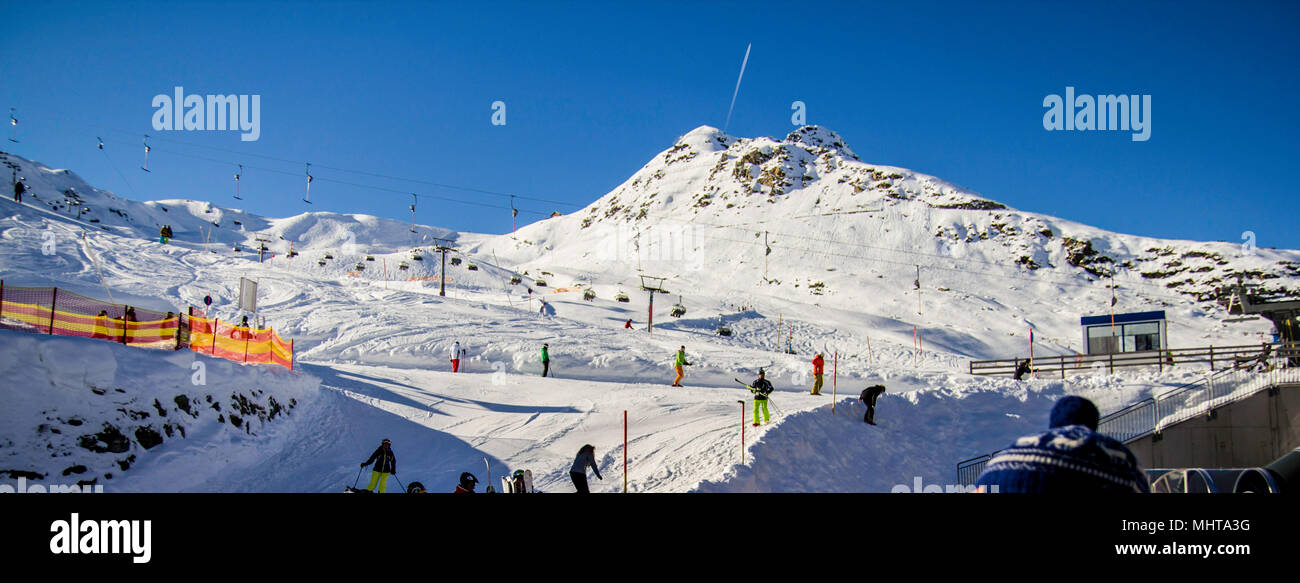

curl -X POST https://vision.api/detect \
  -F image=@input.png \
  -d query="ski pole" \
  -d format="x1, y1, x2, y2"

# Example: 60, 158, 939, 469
352, 466, 362, 488
392, 474, 405, 493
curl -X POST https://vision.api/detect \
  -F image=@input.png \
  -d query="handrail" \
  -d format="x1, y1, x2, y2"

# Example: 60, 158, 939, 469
956, 359, 1298, 484
970, 342, 1299, 377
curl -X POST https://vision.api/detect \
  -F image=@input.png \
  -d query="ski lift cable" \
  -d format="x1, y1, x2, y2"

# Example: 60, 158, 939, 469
696, 230, 1200, 304
96, 137, 555, 216
662, 214, 1203, 300
86, 126, 579, 208
94, 137, 140, 197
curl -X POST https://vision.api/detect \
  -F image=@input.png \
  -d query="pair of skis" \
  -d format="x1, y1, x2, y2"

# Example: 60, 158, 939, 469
484, 457, 535, 493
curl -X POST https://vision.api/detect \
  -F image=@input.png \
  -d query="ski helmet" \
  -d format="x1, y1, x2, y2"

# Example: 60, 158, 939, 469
460, 472, 478, 488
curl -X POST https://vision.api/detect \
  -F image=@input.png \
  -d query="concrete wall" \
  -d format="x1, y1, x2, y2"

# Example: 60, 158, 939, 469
1128, 384, 1300, 469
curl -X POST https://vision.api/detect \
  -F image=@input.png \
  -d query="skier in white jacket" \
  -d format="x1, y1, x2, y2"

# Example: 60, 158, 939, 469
450, 341, 462, 373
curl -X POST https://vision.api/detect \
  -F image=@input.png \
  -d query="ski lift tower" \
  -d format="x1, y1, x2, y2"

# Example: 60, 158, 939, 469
255, 235, 273, 263
433, 238, 456, 297
1222, 275, 1300, 351
640, 275, 668, 335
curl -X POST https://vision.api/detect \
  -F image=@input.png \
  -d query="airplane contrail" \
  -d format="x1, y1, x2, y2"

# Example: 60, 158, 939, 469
724, 43, 751, 132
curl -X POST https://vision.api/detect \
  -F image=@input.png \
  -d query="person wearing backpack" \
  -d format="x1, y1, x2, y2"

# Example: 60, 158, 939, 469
569, 444, 602, 494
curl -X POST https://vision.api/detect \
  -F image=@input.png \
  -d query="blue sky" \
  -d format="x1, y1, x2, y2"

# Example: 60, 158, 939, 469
3, 1, 1298, 247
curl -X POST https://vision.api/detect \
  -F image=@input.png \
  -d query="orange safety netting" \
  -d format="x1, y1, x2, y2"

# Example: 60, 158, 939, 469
188, 316, 294, 370
0, 282, 293, 369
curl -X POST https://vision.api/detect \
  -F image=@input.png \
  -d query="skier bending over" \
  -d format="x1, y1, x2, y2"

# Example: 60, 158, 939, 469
1013, 359, 1033, 380
569, 444, 602, 494
359, 438, 397, 493
748, 369, 774, 426
860, 385, 886, 425
673, 345, 691, 387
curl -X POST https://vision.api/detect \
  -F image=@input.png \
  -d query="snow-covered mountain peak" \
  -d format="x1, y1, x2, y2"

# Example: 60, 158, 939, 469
783, 125, 857, 160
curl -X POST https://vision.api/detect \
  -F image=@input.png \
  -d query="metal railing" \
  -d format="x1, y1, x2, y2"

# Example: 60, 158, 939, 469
970, 342, 1300, 378
956, 357, 1300, 484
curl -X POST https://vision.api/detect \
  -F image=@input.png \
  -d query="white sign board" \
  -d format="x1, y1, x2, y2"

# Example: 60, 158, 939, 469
238, 277, 258, 313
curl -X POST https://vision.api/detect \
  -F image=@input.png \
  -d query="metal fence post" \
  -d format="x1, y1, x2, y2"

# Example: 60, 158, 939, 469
48, 288, 57, 334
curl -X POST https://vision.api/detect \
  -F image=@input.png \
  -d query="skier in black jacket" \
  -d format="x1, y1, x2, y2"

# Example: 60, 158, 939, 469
860, 385, 886, 425
359, 438, 397, 493
13, 179, 25, 202
749, 369, 774, 426
569, 444, 602, 494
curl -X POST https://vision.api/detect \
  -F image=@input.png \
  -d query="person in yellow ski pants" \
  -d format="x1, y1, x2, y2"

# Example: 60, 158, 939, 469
360, 438, 396, 493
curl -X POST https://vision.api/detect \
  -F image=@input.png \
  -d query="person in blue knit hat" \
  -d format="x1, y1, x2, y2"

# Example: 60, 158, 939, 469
975, 395, 1149, 493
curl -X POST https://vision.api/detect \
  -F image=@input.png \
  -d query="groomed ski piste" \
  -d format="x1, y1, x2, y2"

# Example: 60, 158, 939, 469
2, 126, 1296, 493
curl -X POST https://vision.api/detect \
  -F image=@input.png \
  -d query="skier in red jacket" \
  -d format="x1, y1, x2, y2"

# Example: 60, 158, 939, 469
811, 353, 825, 395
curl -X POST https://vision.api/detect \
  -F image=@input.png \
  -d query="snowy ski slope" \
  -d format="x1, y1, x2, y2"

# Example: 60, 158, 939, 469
1, 128, 1296, 492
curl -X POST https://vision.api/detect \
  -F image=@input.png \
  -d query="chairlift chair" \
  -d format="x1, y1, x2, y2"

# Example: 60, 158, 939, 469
467, 264, 479, 271
398, 261, 410, 270
583, 289, 596, 301
535, 279, 548, 287
450, 257, 462, 266
615, 291, 630, 303
354, 262, 365, 271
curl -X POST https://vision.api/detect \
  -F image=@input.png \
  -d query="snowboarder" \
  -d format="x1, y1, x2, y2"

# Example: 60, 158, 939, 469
454, 472, 478, 493
1013, 359, 1033, 380
624, 318, 632, 329
159, 225, 173, 244
811, 353, 825, 395
747, 369, 774, 426
975, 396, 1149, 493
359, 438, 397, 493
541, 343, 550, 377
860, 385, 886, 425
450, 341, 462, 373
12, 178, 24, 202
673, 345, 691, 387
569, 444, 602, 494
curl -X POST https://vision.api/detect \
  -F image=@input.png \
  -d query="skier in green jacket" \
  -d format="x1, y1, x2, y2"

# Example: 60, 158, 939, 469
673, 345, 691, 387
541, 343, 550, 377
